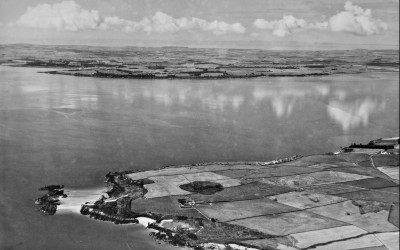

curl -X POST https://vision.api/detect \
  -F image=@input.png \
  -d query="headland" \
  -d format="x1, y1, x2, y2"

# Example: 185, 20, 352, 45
35, 137, 399, 250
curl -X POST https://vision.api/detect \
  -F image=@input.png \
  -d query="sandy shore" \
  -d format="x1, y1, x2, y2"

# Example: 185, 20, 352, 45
57, 187, 106, 214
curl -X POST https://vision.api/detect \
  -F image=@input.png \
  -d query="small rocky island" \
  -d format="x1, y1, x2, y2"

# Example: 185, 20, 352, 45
35, 185, 67, 215
35, 138, 399, 250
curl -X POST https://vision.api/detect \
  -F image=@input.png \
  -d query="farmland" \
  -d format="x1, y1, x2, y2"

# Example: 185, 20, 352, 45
38, 137, 399, 249
1, 44, 399, 80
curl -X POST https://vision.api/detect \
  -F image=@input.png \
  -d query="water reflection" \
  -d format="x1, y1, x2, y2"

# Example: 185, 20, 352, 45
252, 84, 330, 117
135, 79, 395, 133
63, 94, 99, 109
141, 83, 246, 112
327, 99, 386, 132
138, 81, 334, 116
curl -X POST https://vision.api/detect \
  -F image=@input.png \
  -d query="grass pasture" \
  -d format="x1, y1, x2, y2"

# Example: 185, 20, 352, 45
285, 225, 369, 249
340, 177, 398, 190
377, 166, 400, 181
304, 183, 365, 195
195, 198, 299, 222
302, 234, 385, 249
338, 153, 371, 163
274, 159, 316, 167
214, 165, 322, 180
188, 182, 295, 203
145, 175, 191, 198
336, 190, 400, 204
300, 155, 347, 164
183, 172, 242, 187
375, 186, 399, 194
309, 200, 398, 233
229, 210, 347, 236
307, 163, 343, 170
329, 166, 391, 180
144, 172, 241, 198
131, 196, 205, 219
192, 164, 268, 172
389, 204, 399, 228
375, 232, 400, 250
261, 171, 372, 188
373, 154, 400, 167
272, 191, 347, 209
126, 167, 200, 180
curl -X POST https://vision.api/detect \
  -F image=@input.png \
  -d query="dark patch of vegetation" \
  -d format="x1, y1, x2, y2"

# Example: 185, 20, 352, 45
304, 65, 325, 68
38, 184, 64, 191
104, 172, 151, 199
352, 200, 391, 214
180, 181, 224, 195
388, 203, 399, 228
349, 143, 394, 149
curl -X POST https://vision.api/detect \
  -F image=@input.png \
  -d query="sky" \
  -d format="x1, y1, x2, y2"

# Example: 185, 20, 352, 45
0, 0, 398, 49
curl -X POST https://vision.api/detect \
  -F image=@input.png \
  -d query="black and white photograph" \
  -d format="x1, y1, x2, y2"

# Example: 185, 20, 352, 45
0, 1, 399, 249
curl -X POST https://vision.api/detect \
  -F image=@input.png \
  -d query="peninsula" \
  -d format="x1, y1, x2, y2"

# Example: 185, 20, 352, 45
36, 137, 399, 250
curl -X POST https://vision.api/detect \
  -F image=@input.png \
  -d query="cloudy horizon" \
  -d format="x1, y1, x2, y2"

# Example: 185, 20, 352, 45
0, 0, 398, 49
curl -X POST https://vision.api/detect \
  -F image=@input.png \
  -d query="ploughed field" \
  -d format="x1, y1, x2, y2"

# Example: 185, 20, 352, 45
40, 140, 399, 250
1, 44, 399, 79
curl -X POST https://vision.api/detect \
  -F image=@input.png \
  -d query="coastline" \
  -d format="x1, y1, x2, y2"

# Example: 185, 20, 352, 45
2, 45, 398, 81
34, 138, 399, 250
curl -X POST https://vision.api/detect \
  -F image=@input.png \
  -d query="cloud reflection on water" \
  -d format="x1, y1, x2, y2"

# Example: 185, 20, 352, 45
327, 99, 386, 132
136, 80, 387, 133
252, 84, 330, 117
141, 84, 245, 112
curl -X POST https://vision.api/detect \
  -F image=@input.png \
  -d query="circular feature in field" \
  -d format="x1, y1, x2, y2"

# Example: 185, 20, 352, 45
179, 181, 224, 195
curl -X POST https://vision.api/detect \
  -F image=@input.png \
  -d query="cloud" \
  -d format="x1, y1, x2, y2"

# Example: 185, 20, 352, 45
253, 1, 387, 37
11, 1, 245, 35
13, 1, 101, 31
191, 18, 246, 35
101, 12, 246, 35
329, 1, 388, 35
253, 16, 310, 37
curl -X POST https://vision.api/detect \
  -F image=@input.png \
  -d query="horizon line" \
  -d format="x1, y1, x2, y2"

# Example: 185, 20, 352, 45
1, 42, 399, 52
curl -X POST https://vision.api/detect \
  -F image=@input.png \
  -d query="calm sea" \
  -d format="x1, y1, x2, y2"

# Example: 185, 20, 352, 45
0, 66, 398, 249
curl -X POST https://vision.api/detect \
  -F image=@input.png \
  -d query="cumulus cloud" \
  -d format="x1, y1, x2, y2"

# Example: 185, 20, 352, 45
12, 1, 245, 35
329, 1, 388, 35
254, 16, 310, 37
253, 1, 387, 37
14, 1, 101, 31
192, 18, 245, 35
132, 12, 246, 35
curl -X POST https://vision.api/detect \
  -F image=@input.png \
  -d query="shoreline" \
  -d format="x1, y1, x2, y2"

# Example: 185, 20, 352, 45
2, 47, 398, 81
35, 138, 399, 250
